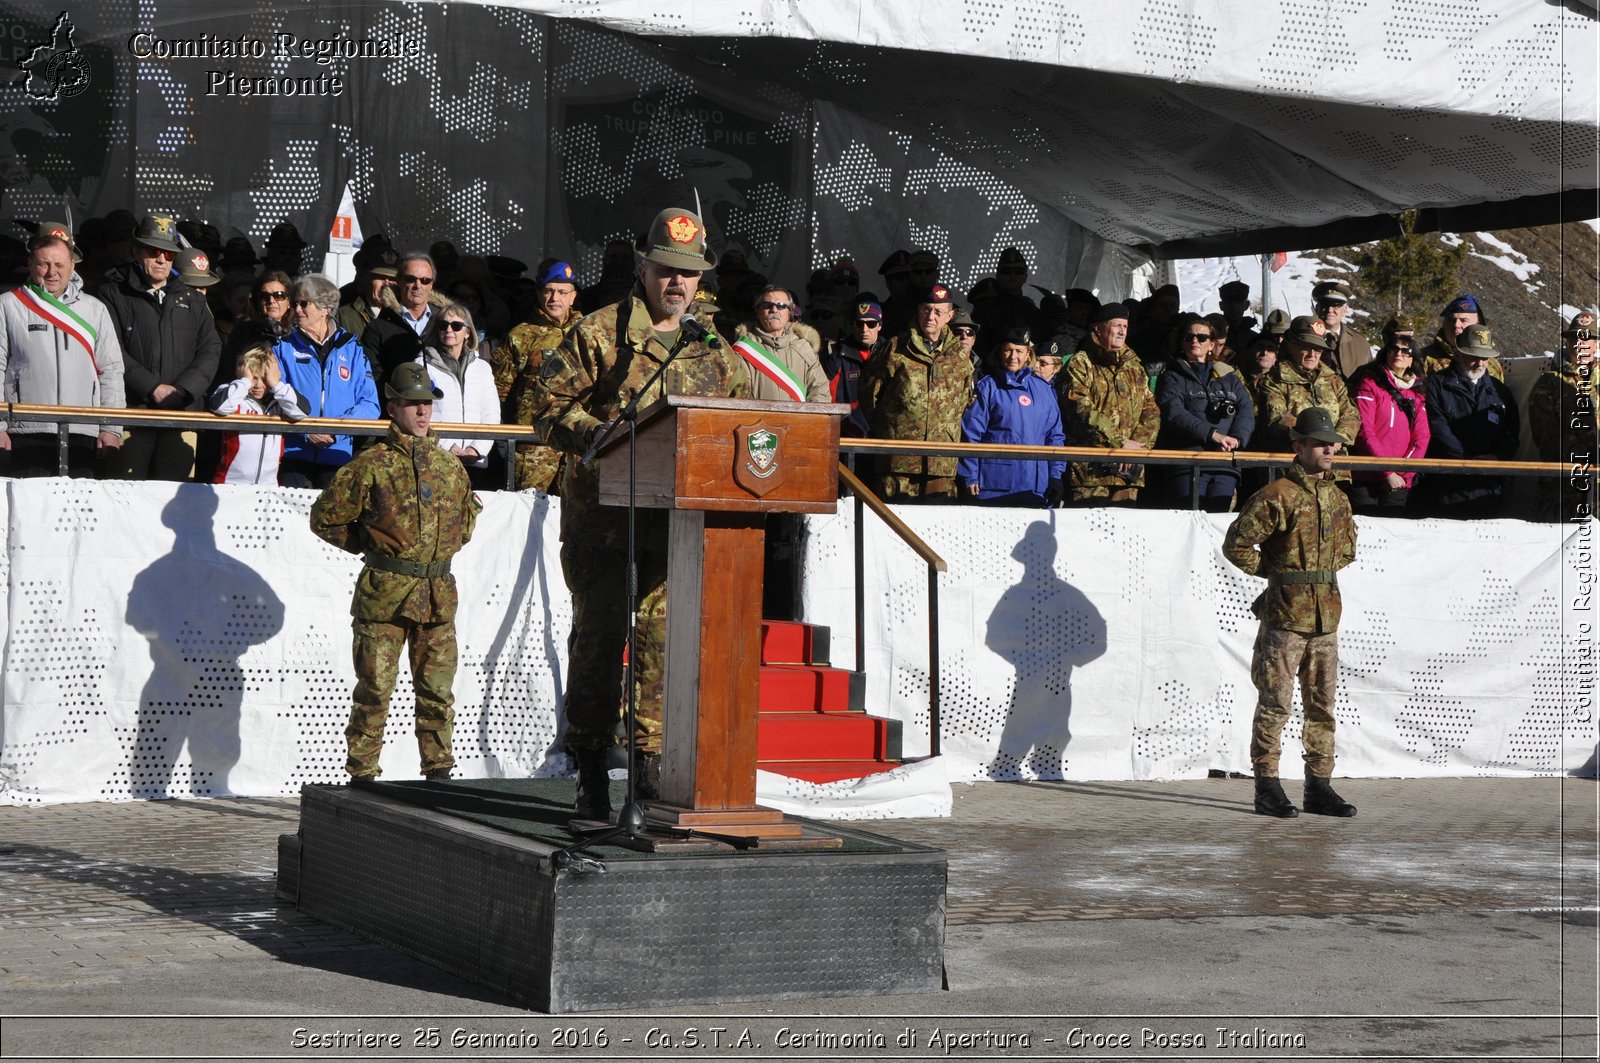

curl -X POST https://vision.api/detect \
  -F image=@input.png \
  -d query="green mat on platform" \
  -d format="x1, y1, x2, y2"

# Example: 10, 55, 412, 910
348, 776, 905, 860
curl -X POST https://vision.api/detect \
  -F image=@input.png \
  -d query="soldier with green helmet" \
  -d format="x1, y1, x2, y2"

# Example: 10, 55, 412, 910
310, 362, 482, 783
859, 281, 975, 502
1224, 406, 1359, 819
527, 206, 748, 819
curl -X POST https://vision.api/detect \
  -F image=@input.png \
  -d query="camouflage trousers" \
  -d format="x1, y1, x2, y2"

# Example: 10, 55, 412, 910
560, 508, 669, 755
346, 617, 457, 778
1249, 624, 1338, 779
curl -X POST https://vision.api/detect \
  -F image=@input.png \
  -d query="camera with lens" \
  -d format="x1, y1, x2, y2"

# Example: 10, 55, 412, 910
1206, 396, 1239, 421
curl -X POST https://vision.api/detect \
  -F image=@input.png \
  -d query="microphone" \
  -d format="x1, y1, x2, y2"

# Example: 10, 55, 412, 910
680, 312, 719, 348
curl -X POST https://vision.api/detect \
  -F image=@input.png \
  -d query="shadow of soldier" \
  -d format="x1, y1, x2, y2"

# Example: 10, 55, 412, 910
985, 517, 1107, 780
123, 486, 284, 797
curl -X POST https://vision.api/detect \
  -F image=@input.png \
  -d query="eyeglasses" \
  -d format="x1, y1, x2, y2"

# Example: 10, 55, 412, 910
856, 319, 881, 328
400, 274, 435, 286
257, 290, 289, 301
1184, 333, 1214, 343
953, 327, 977, 337
292, 300, 316, 309
440, 320, 470, 332
138, 246, 176, 261
755, 301, 791, 312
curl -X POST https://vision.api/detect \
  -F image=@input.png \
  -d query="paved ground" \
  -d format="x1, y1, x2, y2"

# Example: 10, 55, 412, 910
0, 777, 1595, 1061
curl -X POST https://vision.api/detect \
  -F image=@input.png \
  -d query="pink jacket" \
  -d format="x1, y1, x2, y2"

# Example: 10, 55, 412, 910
1353, 368, 1430, 486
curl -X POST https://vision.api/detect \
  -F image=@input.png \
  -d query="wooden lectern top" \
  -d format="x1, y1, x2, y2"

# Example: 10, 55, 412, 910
595, 394, 849, 514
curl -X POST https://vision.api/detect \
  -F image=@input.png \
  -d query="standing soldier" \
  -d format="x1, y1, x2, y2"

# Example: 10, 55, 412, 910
860, 282, 975, 502
1256, 316, 1360, 455
310, 363, 481, 784
1224, 406, 1359, 819
1058, 302, 1161, 506
529, 206, 748, 819
1528, 310, 1598, 522
503, 260, 584, 492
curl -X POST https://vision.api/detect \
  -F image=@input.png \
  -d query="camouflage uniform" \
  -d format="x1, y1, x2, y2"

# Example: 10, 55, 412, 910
1058, 341, 1161, 502
499, 306, 582, 494
1528, 360, 1598, 521
310, 422, 482, 779
529, 290, 749, 754
1256, 360, 1360, 453
1222, 462, 1357, 779
1418, 333, 1505, 381
860, 327, 975, 501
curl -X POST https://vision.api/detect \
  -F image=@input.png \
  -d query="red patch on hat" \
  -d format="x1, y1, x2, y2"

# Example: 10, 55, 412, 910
1581, 313, 1596, 328
339, 364, 351, 381
1019, 394, 1033, 406
561, 264, 573, 279
191, 252, 208, 272
665, 215, 700, 244
48, 227, 70, 241
1310, 320, 1327, 336
929, 284, 951, 302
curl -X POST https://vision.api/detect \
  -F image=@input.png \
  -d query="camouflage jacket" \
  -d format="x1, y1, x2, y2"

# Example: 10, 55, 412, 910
1223, 462, 1356, 635
501, 307, 583, 494
1527, 360, 1598, 462
860, 326, 975, 490
1059, 341, 1161, 491
1417, 334, 1505, 381
310, 422, 481, 623
530, 290, 749, 512
1256, 359, 1360, 452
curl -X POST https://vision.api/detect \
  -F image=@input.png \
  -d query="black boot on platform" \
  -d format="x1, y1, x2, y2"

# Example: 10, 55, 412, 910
1253, 776, 1300, 818
1303, 775, 1357, 817
574, 750, 612, 820
632, 750, 662, 801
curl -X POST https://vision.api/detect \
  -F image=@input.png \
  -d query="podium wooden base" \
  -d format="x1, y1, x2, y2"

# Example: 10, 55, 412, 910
571, 802, 845, 852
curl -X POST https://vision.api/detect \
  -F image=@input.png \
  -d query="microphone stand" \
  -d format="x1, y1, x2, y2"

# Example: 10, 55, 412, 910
554, 316, 718, 868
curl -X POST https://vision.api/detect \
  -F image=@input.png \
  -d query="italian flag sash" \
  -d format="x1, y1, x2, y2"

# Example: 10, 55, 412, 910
731, 336, 805, 401
11, 284, 102, 376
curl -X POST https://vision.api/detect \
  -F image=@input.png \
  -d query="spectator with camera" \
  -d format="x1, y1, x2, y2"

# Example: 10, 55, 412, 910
1154, 313, 1255, 511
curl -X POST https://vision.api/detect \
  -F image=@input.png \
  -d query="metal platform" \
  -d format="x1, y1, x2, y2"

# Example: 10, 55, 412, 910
279, 784, 947, 1013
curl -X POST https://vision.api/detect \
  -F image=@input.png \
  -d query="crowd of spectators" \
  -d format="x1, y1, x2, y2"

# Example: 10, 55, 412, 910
0, 209, 1592, 522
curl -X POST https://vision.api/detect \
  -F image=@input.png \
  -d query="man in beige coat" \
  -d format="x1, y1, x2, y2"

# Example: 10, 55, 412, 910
732, 283, 832, 402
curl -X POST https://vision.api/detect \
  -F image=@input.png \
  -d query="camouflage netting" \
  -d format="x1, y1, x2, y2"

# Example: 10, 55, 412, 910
2, 0, 1594, 296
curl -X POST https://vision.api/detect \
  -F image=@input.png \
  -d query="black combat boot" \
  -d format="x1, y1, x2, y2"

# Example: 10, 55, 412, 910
1253, 776, 1300, 818
1303, 775, 1357, 817
632, 749, 662, 801
573, 749, 612, 820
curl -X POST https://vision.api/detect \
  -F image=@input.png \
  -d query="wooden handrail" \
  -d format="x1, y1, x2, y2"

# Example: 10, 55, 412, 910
3, 403, 539, 440
837, 461, 948, 573
839, 437, 1571, 478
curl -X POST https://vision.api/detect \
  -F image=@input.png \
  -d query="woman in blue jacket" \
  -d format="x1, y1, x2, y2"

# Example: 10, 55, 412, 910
274, 273, 381, 488
958, 328, 1065, 507
1154, 314, 1255, 511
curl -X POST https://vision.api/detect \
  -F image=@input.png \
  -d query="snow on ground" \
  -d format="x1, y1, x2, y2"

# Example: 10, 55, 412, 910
1585, 219, 1600, 235
1465, 231, 1541, 286
1175, 252, 1325, 321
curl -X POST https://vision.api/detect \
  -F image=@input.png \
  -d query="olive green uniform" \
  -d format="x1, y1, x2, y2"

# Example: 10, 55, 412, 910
1256, 360, 1360, 452
1528, 361, 1598, 521
1058, 341, 1161, 502
500, 306, 583, 493
310, 422, 482, 778
860, 327, 975, 501
529, 290, 749, 754
1222, 462, 1357, 779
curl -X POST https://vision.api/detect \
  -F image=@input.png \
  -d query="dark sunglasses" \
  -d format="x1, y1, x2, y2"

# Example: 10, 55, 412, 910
1183, 333, 1214, 343
292, 299, 316, 309
755, 301, 791, 312
257, 290, 288, 301
400, 274, 435, 286
440, 320, 470, 332
953, 327, 977, 337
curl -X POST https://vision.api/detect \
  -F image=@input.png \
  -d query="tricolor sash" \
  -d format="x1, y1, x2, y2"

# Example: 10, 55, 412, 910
731, 336, 805, 401
11, 284, 102, 377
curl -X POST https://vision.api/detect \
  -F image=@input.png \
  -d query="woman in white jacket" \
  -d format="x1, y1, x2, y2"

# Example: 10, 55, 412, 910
417, 302, 500, 489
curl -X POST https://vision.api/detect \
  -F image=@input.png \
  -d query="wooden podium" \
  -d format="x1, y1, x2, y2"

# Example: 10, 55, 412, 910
595, 395, 849, 848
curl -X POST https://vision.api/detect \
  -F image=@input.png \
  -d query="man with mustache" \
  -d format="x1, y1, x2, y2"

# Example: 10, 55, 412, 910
530, 207, 749, 820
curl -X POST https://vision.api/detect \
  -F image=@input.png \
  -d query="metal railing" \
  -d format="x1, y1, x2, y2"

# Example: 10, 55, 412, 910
837, 459, 949, 758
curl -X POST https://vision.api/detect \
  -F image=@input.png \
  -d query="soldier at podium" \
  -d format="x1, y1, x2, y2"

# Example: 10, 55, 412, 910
529, 207, 749, 819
